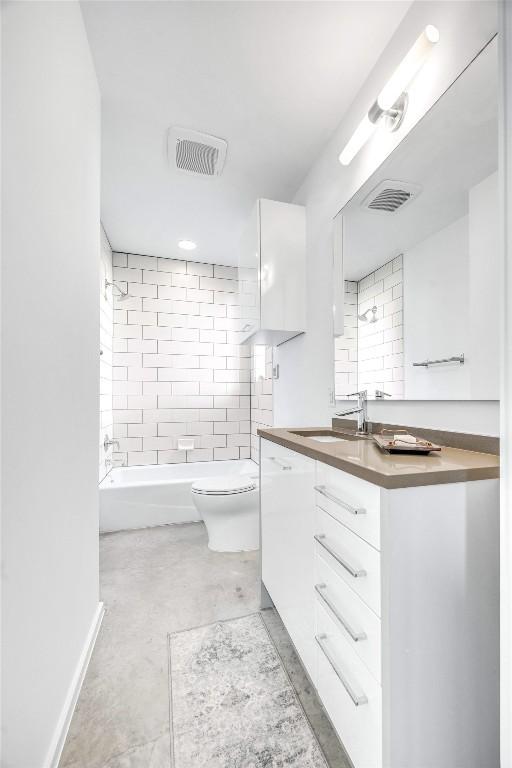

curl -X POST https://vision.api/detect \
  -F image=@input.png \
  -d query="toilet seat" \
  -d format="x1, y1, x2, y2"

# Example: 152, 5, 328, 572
191, 475, 257, 496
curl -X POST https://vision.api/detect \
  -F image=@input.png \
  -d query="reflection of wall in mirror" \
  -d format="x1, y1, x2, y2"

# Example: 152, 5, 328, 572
334, 259, 404, 400
358, 256, 403, 398
404, 171, 498, 400
334, 281, 357, 397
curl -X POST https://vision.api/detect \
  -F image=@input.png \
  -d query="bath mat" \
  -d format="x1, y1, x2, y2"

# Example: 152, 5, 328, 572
168, 613, 328, 767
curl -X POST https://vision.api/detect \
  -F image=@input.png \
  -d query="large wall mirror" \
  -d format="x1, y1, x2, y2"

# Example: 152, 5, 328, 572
333, 38, 498, 401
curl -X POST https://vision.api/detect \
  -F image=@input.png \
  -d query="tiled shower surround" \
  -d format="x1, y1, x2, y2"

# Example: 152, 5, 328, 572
358, 256, 403, 397
111, 253, 251, 466
335, 256, 403, 399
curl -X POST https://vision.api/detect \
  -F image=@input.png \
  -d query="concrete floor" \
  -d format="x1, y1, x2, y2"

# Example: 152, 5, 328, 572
60, 523, 350, 768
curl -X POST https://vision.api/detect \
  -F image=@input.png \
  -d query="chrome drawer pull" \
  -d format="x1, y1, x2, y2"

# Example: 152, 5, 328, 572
268, 456, 292, 471
314, 485, 365, 515
315, 583, 367, 642
314, 534, 367, 578
315, 633, 368, 707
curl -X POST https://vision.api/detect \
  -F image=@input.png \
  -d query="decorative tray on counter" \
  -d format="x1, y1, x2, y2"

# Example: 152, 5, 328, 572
373, 429, 442, 454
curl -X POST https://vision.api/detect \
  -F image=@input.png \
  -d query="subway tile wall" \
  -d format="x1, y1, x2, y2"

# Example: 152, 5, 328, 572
250, 345, 274, 463
357, 255, 404, 398
99, 227, 113, 480
111, 253, 252, 466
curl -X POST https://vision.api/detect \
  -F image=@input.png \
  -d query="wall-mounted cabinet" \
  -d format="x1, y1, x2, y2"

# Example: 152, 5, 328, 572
238, 199, 306, 346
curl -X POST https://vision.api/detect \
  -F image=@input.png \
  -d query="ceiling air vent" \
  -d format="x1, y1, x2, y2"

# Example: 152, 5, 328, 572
361, 180, 422, 214
167, 127, 227, 178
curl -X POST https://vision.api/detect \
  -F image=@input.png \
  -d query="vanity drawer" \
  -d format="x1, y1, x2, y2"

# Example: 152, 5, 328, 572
315, 462, 381, 550
315, 555, 381, 683
316, 601, 382, 768
315, 506, 381, 616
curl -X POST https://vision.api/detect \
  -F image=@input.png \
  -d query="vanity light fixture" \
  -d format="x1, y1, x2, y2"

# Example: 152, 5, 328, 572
178, 239, 197, 251
339, 25, 439, 166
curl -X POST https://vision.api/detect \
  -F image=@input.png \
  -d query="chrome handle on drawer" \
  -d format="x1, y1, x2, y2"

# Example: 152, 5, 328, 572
315, 583, 367, 642
314, 485, 365, 515
315, 633, 368, 707
268, 456, 292, 471
314, 534, 367, 578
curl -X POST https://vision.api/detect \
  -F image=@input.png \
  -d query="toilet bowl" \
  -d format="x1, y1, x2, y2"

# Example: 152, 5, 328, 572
191, 475, 260, 552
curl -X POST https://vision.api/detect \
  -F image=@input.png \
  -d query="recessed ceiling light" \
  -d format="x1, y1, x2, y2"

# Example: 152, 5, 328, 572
178, 240, 197, 251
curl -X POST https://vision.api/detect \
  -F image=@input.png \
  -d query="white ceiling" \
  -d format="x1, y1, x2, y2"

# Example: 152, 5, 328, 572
81, 0, 411, 265
342, 37, 498, 281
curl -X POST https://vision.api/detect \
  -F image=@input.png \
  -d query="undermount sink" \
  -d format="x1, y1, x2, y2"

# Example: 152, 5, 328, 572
289, 429, 366, 443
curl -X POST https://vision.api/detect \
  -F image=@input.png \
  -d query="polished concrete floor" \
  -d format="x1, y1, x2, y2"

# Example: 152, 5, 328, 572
60, 523, 350, 768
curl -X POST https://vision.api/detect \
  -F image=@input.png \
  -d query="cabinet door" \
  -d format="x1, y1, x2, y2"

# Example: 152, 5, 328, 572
238, 201, 260, 343
260, 438, 316, 679
259, 199, 306, 335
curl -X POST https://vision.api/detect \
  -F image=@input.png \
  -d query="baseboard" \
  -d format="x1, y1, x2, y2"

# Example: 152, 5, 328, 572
44, 601, 105, 768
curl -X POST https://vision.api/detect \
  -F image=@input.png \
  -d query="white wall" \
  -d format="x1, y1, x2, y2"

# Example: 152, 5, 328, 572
499, 7, 512, 764
1, 3, 101, 766
275, 0, 499, 435
404, 216, 470, 398
334, 281, 358, 397
469, 171, 500, 398
100, 226, 114, 481
250, 345, 274, 463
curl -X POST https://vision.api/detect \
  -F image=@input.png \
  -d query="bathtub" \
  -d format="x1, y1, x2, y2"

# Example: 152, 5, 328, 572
99, 459, 259, 533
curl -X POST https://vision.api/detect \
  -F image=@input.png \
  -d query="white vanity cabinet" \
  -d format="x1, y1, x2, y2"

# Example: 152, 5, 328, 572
260, 437, 500, 768
238, 198, 306, 346
260, 438, 316, 679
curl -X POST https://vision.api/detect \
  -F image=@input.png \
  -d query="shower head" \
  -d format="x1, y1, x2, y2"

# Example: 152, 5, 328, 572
105, 279, 129, 300
358, 305, 378, 323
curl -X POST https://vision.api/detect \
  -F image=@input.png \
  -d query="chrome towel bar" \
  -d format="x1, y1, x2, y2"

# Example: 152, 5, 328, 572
413, 353, 464, 368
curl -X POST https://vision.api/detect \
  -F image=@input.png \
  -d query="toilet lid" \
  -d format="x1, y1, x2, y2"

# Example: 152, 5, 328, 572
191, 475, 257, 495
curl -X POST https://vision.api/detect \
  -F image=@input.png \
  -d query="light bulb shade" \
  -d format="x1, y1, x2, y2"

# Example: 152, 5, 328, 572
377, 25, 439, 111
339, 115, 377, 166
338, 25, 439, 167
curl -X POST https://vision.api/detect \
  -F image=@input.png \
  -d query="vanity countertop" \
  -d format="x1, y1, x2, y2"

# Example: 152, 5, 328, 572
257, 427, 499, 489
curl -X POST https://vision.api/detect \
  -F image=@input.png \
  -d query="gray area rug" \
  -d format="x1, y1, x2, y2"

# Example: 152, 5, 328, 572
168, 613, 328, 767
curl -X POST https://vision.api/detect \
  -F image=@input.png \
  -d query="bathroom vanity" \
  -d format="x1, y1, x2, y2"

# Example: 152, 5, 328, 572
259, 427, 499, 768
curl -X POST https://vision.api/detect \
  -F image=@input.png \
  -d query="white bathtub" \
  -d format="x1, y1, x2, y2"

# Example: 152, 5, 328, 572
99, 459, 259, 533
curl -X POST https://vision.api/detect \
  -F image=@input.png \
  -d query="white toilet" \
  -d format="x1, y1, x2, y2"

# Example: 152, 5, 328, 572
191, 475, 260, 552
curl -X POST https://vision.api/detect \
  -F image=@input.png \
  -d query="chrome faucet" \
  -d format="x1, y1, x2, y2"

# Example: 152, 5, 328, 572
103, 435, 120, 451
335, 390, 369, 434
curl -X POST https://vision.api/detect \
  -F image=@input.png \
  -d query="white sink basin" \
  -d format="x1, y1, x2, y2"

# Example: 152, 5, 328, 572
309, 435, 348, 443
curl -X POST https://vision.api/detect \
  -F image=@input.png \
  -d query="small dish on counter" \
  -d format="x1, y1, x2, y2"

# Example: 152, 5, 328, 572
373, 429, 441, 454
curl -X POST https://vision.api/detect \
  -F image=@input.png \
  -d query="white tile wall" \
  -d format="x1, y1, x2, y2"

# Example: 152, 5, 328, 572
334, 258, 404, 399
99, 226, 113, 480
111, 253, 251, 466
250, 345, 274, 463
357, 255, 404, 398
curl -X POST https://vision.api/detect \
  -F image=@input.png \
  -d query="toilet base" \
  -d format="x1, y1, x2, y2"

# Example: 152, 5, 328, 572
191, 487, 260, 552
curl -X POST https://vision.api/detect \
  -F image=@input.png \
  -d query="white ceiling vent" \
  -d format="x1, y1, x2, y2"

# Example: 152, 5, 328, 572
361, 180, 422, 214
167, 127, 227, 177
